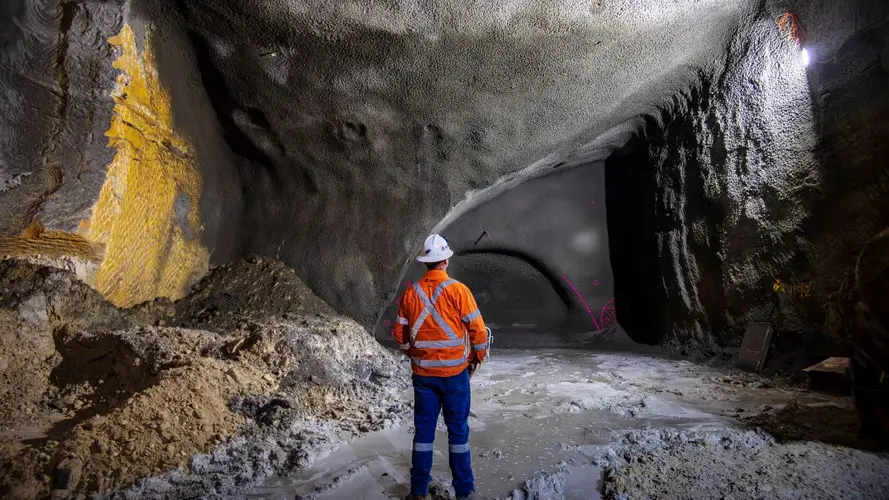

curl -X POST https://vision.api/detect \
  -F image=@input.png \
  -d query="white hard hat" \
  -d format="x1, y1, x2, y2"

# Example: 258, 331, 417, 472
416, 233, 454, 263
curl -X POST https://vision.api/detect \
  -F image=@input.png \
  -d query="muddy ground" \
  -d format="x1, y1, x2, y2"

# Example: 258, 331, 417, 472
246, 350, 889, 500
0, 258, 410, 499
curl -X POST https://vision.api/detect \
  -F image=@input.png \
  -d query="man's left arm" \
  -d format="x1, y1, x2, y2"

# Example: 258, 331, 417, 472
458, 285, 488, 365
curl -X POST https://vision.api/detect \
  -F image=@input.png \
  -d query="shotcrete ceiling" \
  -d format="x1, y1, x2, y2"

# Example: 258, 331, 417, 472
143, 0, 749, 325
2, 0, 888, 358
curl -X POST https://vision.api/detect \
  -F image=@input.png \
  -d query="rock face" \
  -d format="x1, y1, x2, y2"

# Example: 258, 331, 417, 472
1, 0, 888, 357
601, 3, 889, 357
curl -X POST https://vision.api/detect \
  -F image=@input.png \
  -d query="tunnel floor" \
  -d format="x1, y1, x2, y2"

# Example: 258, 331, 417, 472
247, 349, 889, 500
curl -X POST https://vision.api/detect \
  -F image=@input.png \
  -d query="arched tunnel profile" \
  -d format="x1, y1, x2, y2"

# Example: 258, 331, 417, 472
373, 161, 620, 345
2, 0, 889, 498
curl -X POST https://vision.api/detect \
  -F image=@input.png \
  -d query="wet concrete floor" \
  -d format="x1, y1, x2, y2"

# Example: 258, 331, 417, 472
247, 348, 840, 500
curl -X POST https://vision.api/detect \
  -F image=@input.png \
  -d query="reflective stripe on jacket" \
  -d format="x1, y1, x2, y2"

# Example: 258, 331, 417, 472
393, 269, 488, 377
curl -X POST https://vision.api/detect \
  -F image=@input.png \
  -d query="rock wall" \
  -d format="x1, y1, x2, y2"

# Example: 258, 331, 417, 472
0, 0, 120, 235
0, 1, 239, 306
604, 1, 889, 358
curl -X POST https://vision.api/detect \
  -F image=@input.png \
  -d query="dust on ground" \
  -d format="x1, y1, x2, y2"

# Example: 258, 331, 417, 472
247, 350, 889, 500
0, 258, 410, 499
592, 426, 889, 500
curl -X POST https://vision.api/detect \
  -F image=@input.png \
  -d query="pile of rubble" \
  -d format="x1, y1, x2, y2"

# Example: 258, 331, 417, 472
0, 259, 410, 499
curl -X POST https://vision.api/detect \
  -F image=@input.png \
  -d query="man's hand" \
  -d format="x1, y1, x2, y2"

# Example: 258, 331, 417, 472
468, 361, 480, 379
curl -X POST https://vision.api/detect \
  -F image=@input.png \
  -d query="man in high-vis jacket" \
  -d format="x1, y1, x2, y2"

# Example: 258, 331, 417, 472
394, 233, 488, 500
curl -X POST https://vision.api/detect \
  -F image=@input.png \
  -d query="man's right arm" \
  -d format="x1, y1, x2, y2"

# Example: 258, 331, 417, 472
393, 290, 412, 356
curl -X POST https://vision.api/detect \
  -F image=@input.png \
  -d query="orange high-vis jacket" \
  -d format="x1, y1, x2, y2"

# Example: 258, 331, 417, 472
393, 269, 488, 377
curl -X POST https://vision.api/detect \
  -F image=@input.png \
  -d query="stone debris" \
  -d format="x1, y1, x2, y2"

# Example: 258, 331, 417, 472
500, 467, 569, 500
592, 426, 889, 500
0, 260, 411, 499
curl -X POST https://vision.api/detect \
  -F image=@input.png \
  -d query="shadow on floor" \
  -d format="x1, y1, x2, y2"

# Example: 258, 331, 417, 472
740, 401, 889, 453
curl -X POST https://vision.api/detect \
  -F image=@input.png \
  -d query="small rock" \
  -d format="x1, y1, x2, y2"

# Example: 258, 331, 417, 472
262, 373, 275, 383
226, 368, 244, 384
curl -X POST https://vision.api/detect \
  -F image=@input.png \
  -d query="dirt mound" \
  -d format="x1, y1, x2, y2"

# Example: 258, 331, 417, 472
594, 425, 889, 500
109, 319, 410, 500
0, 261, 135, 434
2, 318, 409, 499
0, 260, 129, 331
138, 256, 336, 332
0, 259, 410, 499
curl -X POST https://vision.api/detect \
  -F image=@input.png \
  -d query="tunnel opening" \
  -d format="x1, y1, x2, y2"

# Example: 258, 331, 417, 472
373, 160, 618, 345
451, 248, 571, 332
604, 134, 667, 346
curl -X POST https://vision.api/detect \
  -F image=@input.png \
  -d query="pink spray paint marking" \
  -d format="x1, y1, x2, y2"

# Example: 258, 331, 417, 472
563, 275, 615, 332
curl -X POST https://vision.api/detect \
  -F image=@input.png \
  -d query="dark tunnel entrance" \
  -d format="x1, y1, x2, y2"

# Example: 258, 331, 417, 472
451, 249, 570, 330
604, 138, 667, 345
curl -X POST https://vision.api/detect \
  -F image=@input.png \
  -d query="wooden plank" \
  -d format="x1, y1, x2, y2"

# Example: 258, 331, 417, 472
737, 322, 773, 372
803, 357, 850, 373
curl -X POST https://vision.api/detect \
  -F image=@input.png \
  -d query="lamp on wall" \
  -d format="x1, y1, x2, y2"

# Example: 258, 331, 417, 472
776, 12, 808, 67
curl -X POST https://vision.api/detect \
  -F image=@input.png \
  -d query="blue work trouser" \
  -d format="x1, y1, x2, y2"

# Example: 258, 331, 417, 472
410, 368, 474, 497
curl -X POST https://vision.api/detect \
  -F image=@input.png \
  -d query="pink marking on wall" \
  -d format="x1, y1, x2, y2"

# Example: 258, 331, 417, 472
563, 275, 615, 332
598, 297, 616, 330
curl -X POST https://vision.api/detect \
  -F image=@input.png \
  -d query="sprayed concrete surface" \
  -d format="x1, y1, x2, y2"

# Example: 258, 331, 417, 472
246, 348, 889, 499
3, 0, 889, 369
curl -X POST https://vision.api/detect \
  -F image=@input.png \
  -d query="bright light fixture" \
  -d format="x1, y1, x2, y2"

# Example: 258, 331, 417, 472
801, 47, 810, 67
